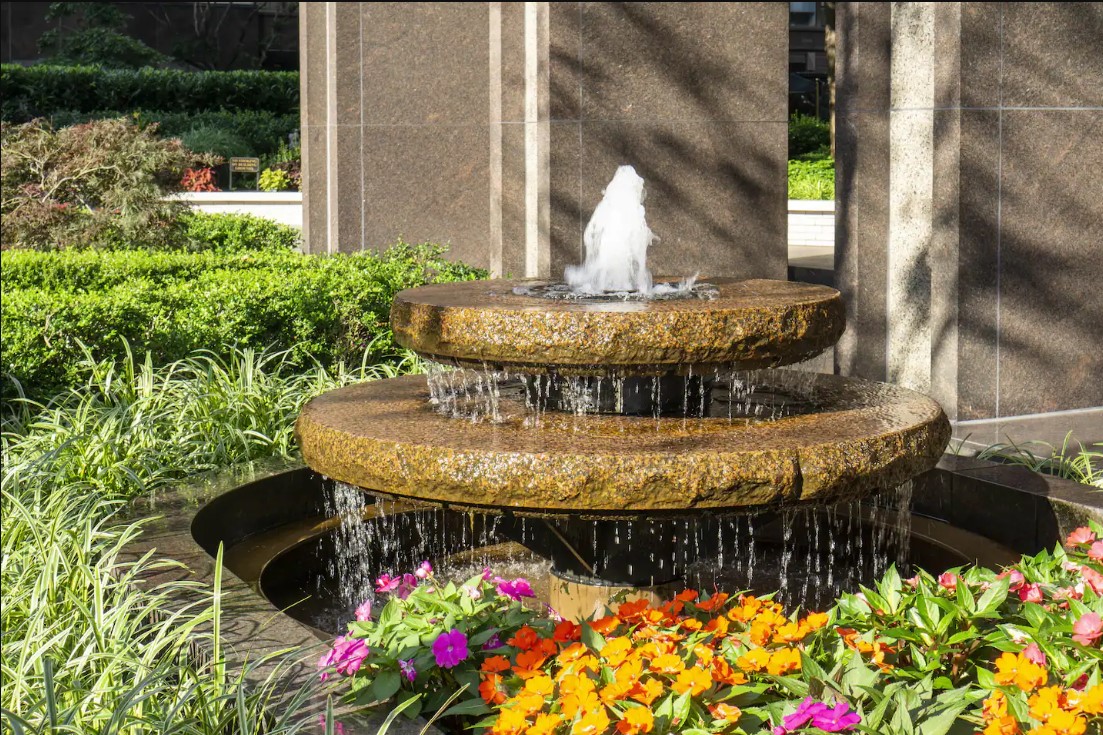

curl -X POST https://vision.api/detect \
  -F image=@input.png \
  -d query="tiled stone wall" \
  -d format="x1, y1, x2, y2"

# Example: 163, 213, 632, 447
835, 2, 1103, 420
300, 2, 788, 282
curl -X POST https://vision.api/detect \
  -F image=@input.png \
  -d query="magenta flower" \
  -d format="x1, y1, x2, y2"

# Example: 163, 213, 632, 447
375, 574, 400, 594
1073, 612, 1103, 646
774, 698, 860, 734
395, 573, 419, 599
432, 629, 469, 668
318, 714, 346, 735
355, 599, 373, 622
482, 633, 503, 650
481, 566, 493, 580
998, 568, 1025, 592
415, 560, 433, 579
496, 577, 535, 601
317, 636, 370, 680
399, 658, 417, 682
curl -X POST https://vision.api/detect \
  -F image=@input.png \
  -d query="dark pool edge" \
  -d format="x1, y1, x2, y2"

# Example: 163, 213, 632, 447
118, 453, 1103, 731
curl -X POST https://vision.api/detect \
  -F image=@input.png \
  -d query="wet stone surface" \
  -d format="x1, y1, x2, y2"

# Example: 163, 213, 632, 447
390, 278, 846, 375
295, 370, 951, 516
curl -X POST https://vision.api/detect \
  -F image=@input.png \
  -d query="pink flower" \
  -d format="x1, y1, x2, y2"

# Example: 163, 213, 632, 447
774, 698, 860, 734
414, 560, 433, 580
1090, 542, 1103, 561
317, 636, 370, 680
355, 599, 373, 622
375, 574, 399, 594
1081, 566, 1103, 595
481, 566, 493, 580
432, 629, 469, 668
905, 575, 920, 588
1072, 612, 1103, 646
998, 569, 1026, 592
938, 572, 958, 591
496, 577, 535, 601
1054, 586, 1083, 604
399, 658, 417, 682
394, 573, 418, 599
1018, 583, 1044, 604
1022, 643, 1046, 665
1067, 527, 1096, 547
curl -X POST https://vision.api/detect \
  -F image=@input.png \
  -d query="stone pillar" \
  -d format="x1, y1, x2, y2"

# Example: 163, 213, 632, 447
300, 2, 788, 282
836, 2, 1103, 421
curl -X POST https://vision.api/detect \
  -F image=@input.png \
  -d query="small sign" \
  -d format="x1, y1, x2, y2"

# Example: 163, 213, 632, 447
229, 157, 260, 173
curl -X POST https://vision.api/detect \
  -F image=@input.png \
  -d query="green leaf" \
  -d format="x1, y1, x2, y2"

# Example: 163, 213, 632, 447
370, 670, 401, 702
442, 698, 492, 717
581, 622, 607, 652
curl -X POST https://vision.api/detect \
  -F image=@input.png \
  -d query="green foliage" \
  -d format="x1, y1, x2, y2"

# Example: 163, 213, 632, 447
0, 64, 299, 122
49, 108, 300, 156
0, 117, 200, 250
788, 113, 830, 158
977, 433, 1103, 489
0, 243, 485, 401
37, 2, 169, 69
181, 123, 253, 158
180, 211, 301, 252
259, 167, 294, 192
1, 346, 407, 731
787, 158, 835, 201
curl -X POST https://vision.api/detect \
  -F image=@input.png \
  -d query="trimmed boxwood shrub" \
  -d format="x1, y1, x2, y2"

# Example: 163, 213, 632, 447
787, 158, 835, 201
0, 65, 299, 121
0, 244, 484, 401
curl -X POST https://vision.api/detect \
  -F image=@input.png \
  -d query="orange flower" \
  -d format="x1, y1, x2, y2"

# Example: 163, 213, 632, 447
1034, 710, 1088, 735
558, 672, 596, 698
672, 666, 712, 696
1077, 684, 1103, 715
554, 620, 582, 643
489, 707, 528, 735
800, 611, 830, 633
571, 710, 610, 735
615, 707, 654, 735
981, 715, 1020, 735
558, 642, 586, 665
528, 713, 564, 735
727, 595, 763, 623
650, 653, 685, 675
600, 679, 634, 705
696, 593, 729, 612
600, 637, 633, 667
480, 673, 507, 705
591, 616, 621, 635
983, 690, 1009, 720
629, 677, 665, 706
676, 590, 699, 602
680, 618, 703, 632
524, 674, 555, 697
712, 657, 748, 686
513, 649, 549, 679
618, 598, 651, 620
1028, 686, 1066, 723
772, 622, 804, 644
709, 703, 742, 723
561, 688, 603, 719
736, 647, 771, 673
508, 691, 546, 716
704, 616, 730, 638
766, 647, 802, 676
509, 626, 541, 651
993, 651, 1047, 692
614, 657, 644, 684
692, 643, 714, 666
482, 655, 512, 673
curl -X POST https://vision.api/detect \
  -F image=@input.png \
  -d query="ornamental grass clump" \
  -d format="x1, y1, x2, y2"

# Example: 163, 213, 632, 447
329, 525, 1103, 735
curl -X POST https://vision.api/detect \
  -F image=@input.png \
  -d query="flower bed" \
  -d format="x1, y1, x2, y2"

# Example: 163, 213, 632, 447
321, 527, 1103, 735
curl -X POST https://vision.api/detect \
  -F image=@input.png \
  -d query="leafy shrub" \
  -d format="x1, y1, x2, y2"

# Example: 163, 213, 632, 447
258, 167, 293, 192
180, 167, 219, 192
0, 117, 199, 250
38, 4, 168, 69
0, 243, 484, 400
0, 65, 299, 121
49, 109, 299, 156
179, 212, 300, 252
787, 158, 835, 201
181, 124, 252, 158
788, 113, 830, 158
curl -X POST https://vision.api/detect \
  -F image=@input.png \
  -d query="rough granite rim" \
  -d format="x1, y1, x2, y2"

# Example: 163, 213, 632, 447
390, 278, 846, 375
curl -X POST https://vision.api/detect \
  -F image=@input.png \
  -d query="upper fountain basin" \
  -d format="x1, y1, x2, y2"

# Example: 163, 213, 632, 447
390, 278, 845, 376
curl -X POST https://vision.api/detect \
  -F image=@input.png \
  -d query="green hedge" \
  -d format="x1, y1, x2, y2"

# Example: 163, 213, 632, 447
0, 65, 299, 121
787, 158, 835, 201
1, 244, 484, 401
47, 109, 299, 156
788, 113, 830, 158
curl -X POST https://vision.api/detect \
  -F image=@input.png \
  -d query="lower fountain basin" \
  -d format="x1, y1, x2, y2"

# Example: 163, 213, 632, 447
296, 370, 951, 515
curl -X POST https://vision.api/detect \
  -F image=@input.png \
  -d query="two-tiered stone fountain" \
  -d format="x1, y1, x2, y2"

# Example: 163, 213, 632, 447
296, 166, 950, 620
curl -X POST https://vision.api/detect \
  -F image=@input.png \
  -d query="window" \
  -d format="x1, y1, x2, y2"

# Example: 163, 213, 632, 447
790, 2, 819, 28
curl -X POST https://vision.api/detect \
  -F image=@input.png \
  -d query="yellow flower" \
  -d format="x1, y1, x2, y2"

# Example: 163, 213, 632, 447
491, 707, 530, 735
571, 709, 610, 735
671, 666, 712, 696
766, 647, 802, 676
527, 713, 563, 735
736, 647, 771, 673
993, 652, 1047, 692
600, 637, 632, 667
1028, 687, 1065, 723
524, 675, 555, 698
649, 653, 685, 675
